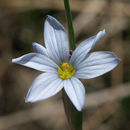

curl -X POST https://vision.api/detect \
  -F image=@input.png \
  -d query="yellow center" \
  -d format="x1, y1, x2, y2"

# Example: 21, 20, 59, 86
57, 62, 76, 79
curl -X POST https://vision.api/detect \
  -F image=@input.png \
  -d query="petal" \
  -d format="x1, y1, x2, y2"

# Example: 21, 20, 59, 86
44, 15, 69, 64
70, 30, 106, 67
75, 51, 119, 79
12, 53, 59, 73
32, 42, 48, 56
25, 73, 63, 102
64, 77, 86, 111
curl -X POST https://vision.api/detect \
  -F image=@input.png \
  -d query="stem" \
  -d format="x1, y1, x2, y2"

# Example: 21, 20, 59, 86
62, 90, 82, 130
64, 0, 76, 50
63, 0, 82, 130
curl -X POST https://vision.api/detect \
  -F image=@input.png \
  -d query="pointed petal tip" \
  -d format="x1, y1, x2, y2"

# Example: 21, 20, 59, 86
12, 59, 14, 63
111, 56, 120, 71
25, 95, 30, 103
46, 15, 54, 21
77, 106, 83, 111
100, 29, 105, 32
32, 42, 41, 50
76, 99, 85, 111
46, 14, 50, 17
12, 58, 16, 63
115, 57, 120, 66
111, 52, 120, 64
25, 96, 33, 103
118, 58, 121, 62
98, 29, 106, 37
102, 29, 106, 35
25, 98, 28, 103
32, 42, 37, 46
25, 99, 34, 103
45, 14, 65, 31
25, 96, 29, 103
76, 96, 86, 111
25, 97, 37, 103
32, 42, 39, 49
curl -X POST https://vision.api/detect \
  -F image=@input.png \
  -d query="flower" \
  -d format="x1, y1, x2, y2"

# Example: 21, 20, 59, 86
12, 15, 119, 111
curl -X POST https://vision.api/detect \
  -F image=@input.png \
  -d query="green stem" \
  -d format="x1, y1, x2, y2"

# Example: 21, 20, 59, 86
63, 0, 82, 130
64, 0, 76, 50
62, 90, 82, 130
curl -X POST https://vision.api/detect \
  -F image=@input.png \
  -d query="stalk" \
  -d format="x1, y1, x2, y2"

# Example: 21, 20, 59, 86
62, 0, 82, 130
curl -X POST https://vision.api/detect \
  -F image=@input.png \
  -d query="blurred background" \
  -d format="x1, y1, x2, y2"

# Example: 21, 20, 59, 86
0, 0, 130, 130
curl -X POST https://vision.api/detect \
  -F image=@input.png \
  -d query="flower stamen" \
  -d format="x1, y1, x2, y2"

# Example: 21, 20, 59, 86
58, 62, 76, 79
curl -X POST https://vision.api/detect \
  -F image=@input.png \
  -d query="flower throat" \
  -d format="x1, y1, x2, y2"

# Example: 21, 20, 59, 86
57, 62, 76, 79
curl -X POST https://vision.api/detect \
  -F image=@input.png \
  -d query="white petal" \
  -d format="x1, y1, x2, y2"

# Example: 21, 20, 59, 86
32, 42, 48, 56
70, 30, 106, 67
12, 53, 59, 73
44, 15, 69, 64
64, 77, 86, 111
25, 73, 63, 102
75, 51, 119, 79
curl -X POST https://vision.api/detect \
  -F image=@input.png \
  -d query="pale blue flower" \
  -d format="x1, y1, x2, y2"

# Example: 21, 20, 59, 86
12, 16, 119, 111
